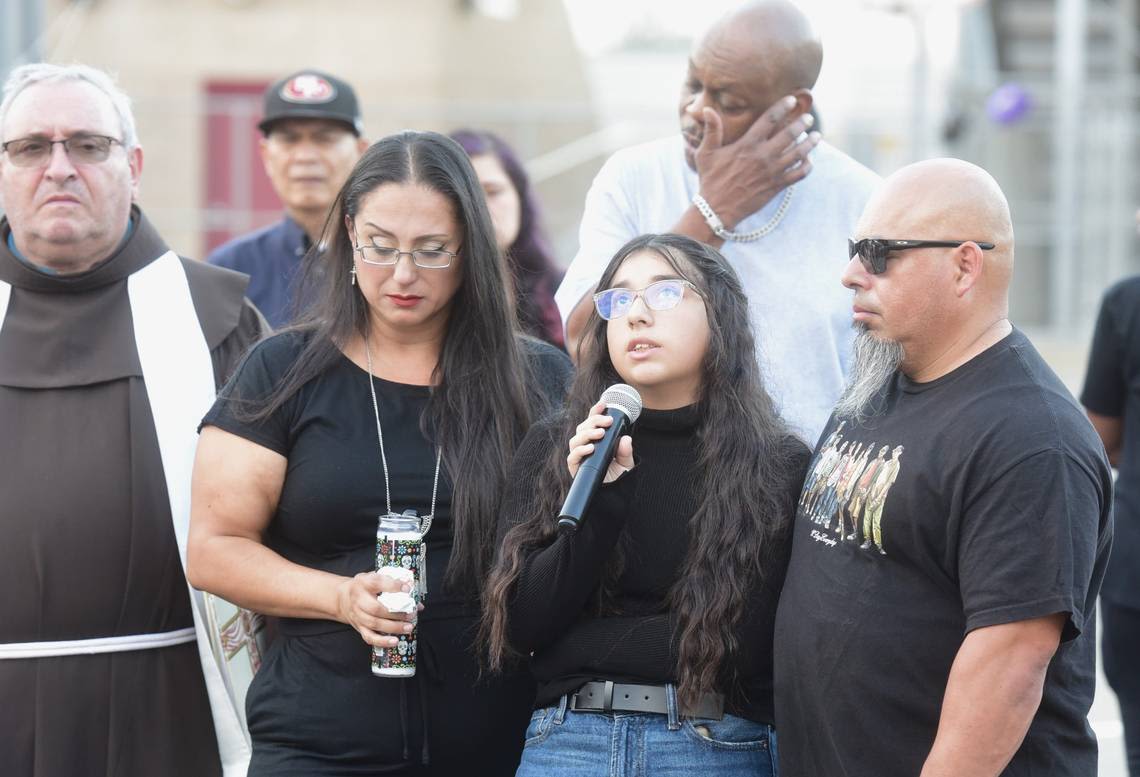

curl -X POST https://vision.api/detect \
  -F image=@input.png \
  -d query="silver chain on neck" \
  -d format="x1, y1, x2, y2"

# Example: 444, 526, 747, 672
364, 335, 441, 539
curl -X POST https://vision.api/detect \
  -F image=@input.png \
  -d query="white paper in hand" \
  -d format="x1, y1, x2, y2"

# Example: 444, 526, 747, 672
378, 591, 417, 614
378, 566, 414, 585
377, 566, 417, 614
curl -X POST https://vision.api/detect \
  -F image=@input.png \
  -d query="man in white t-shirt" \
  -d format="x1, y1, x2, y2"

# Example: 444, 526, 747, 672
557, 0, 879, 443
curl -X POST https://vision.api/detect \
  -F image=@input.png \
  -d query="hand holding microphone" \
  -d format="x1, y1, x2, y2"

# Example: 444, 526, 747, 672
559, 384, 643, 532
567, 403, 635, 482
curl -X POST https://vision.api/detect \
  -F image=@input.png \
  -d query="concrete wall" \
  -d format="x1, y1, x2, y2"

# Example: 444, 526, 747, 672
37, 0, 596, 261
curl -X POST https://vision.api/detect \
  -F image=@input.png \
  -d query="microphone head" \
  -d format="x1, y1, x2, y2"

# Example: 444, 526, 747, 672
601, 383, 643, 424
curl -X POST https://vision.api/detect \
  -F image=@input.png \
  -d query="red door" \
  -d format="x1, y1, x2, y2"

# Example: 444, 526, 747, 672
202, 81, 282, 255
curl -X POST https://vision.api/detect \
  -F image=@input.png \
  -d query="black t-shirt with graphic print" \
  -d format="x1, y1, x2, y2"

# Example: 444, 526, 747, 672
773, 328, 1113, 777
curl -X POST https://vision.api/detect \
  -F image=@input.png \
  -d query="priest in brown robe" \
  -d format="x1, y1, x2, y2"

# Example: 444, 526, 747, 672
0, 64, 266, 776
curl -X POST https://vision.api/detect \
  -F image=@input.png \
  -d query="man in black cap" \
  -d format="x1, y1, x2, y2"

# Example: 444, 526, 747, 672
208, 69, 368, 328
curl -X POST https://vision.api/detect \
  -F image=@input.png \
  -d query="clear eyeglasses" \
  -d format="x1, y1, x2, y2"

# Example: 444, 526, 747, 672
593, 278, 702, 320
354, 246, 457, 269
1, 133, 124, 167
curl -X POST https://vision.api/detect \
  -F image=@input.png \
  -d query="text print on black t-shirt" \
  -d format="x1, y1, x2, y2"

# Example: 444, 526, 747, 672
797, 421, 905, 555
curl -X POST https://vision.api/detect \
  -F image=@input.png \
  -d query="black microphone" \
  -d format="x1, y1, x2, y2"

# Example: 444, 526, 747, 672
558, 384, 643, 532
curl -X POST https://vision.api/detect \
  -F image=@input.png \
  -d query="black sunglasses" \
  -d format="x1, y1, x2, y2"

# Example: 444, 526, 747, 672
848, 238, 995, 275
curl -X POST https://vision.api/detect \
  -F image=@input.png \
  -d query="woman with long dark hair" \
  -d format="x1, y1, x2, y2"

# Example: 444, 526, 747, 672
483, 233, 808, 775
187, 131, 572, 775
450, 128, 565, 349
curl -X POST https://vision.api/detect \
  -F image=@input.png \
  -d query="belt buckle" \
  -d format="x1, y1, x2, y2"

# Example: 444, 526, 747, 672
601, 680, 615, 713
571, 680, 616, 714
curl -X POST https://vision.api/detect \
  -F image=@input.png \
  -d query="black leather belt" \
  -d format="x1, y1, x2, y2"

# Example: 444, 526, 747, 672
570, 681, 724, 720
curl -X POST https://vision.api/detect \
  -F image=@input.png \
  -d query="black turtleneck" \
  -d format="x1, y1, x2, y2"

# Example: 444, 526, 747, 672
499, 406, 809, 725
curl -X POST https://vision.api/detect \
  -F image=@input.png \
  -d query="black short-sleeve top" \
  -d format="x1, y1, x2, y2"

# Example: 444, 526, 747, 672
202, 330, 572, 626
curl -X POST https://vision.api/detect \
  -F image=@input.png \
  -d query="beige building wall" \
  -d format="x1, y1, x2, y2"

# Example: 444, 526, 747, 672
38, 0, 596, 261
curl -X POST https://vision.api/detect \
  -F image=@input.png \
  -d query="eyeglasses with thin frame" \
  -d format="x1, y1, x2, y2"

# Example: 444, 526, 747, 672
848, 238, 995, 275
353, 245, 458, 269
1, 134, 124, 168
593, 278, 703, 321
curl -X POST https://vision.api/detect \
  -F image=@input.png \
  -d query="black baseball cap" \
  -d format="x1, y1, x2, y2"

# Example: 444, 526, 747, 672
259, 70, 363, 136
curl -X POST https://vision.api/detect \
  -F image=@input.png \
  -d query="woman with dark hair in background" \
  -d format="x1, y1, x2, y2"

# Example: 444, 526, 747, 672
450, 128, 565, 349
187, 131, 572, 776
483, 233, 809, 776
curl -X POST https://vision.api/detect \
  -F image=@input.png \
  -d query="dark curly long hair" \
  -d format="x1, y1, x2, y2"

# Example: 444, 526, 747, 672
243, 130, 534, 595
482, 233, 805, 707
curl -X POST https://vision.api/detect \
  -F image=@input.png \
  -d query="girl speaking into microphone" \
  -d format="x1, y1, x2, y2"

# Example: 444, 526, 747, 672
483, 233, 809, 776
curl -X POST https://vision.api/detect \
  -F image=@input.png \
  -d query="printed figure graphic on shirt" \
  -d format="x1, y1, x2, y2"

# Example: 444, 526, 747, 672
833, 421, 848, 441
843, 445, 889, 542
808, 444, 843, 522
860, 445, 904, 554
797, 434, 905, 555
801, 439, 844, 511
814, 443, 863, 525
801, 439, 845, 515
822, 443, 867, 530
802, 440, 845, 514
834, 439, 866, 524
802, 422, 846, 506
839, 442, 880, 533
811, 421, 848, 480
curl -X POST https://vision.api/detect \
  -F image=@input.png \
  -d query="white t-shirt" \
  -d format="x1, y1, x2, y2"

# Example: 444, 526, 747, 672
556, 135, 880, 444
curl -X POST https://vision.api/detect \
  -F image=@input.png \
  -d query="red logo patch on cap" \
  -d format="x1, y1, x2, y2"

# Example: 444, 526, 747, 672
280, 75, 336, 104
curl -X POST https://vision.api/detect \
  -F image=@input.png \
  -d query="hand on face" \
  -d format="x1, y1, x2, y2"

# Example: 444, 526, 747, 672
566, 401, 635, 483
689, 95, 820, 229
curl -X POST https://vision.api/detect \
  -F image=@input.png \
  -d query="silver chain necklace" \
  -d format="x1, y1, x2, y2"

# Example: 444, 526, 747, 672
364, 335, 442, 542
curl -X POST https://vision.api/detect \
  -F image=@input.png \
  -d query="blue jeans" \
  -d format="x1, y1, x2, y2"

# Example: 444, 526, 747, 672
515, 693, 777, 777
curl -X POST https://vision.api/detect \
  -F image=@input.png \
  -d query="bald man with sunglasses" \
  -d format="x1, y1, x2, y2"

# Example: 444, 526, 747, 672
773, 158, 1112, 777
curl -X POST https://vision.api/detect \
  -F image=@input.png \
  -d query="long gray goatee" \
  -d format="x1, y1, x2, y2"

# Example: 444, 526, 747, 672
833, 325, 904, 422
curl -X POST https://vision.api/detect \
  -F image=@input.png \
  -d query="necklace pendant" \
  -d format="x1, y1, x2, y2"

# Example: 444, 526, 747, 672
412, 512, 429, 600
393, 509, 428, 600
419, 544, 427, 601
